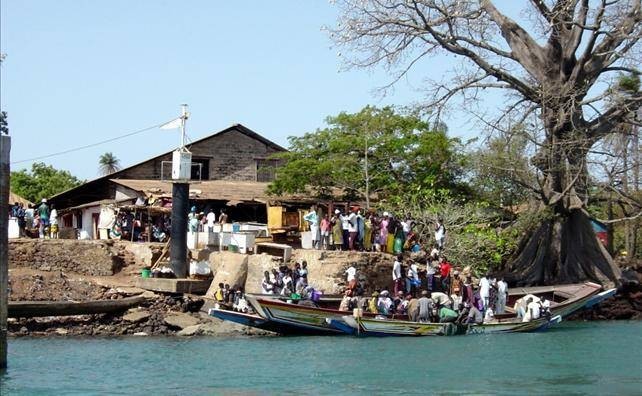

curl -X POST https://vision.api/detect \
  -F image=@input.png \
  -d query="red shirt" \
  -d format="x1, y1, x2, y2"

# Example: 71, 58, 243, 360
440, 262, 452, 278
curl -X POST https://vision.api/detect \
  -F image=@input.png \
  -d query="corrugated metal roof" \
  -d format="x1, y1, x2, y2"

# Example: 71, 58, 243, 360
9, 191, 32, 206
109, 179, 340, 205
112, 179, 273, 203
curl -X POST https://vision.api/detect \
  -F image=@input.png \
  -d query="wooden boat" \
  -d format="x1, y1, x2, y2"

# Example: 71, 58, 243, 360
582, 288, 617, 310
208, 308, 296, 335
246, 295, 408, 335
8, 295, 148, 318
218, 282, 608, 336
332, 313, 562, 337
506, 282, 603, 318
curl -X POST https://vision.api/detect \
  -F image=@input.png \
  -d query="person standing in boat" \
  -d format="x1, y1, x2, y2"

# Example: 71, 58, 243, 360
479, 273, 491, 311
377, 290, 393, 315
417, 290, 434, 323
496, 277, 508, 314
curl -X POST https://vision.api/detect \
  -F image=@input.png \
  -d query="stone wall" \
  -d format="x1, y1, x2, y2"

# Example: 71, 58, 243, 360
291, 250, 395, 294
116, 129, 282, 181
206, 249, 396, 296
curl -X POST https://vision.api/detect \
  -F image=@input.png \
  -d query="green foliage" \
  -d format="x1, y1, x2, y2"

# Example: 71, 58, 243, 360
388, 191, 520, 275
98, 152, 121, 175
617, 73, 640, 94
268, 106, 465, 202
10, 162, 83, 202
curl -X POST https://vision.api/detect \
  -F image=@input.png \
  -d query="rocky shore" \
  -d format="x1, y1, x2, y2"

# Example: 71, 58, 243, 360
8, 292, 268, 337
6, 239, 642, 337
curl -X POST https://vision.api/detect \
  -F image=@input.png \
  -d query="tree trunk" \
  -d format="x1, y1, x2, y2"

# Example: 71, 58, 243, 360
507, 209, 621, 287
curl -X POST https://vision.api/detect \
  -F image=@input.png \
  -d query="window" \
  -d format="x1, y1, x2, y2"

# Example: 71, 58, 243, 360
191, 158, 210, 180
256, 159, 277, 182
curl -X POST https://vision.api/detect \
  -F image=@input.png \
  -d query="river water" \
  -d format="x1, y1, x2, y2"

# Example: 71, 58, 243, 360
1, 321, 641, 395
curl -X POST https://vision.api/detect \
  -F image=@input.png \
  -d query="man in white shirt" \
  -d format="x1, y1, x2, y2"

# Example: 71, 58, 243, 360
479, 274, 490, 310
523, 298, 542, 322
206, 209, 216, 232
340, 212, 350, 250
347, 209, 358, 250
406, 262, 419, 293
345, 266, 357, 283
392, 255, 402, 295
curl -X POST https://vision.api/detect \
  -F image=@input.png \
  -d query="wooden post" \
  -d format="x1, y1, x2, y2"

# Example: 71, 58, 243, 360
1, 135, 11, 369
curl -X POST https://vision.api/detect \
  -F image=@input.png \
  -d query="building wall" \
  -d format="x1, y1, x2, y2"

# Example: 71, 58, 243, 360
116, 129, 282, 181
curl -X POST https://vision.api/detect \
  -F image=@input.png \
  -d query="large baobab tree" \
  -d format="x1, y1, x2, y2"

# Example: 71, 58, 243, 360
333, 0, 642, 285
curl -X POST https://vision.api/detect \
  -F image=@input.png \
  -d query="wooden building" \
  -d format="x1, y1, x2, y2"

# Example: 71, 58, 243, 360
49, 124, 296, 238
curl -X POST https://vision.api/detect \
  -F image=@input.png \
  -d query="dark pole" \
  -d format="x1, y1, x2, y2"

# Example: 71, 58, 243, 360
0, 135, 10, 369
170, 182, 189, 278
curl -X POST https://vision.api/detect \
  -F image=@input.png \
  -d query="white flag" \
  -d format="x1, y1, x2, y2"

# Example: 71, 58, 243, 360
160, 117, 182, 130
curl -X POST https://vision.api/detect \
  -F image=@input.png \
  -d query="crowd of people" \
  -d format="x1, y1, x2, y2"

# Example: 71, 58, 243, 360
213, 282, 250, 313
187, 206, 229, 233
338, 253, 552, 324
9, 199, 58, 239
259, 261, 321, 300
218, 260, 320, 314
304, 205, 443, 254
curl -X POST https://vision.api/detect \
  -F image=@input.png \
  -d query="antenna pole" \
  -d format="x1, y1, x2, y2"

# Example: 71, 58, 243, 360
180, 104, 188, 149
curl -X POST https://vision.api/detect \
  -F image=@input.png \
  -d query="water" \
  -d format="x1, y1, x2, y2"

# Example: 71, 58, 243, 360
1, 322, 641, 395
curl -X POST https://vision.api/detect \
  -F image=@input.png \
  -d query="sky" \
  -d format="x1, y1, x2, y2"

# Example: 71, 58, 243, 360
1, 0, 517, 181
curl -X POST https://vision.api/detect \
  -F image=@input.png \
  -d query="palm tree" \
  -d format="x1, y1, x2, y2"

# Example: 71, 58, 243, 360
98, 152, 121, 175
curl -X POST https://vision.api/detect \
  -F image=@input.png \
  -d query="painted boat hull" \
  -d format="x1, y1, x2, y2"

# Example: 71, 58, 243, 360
338, 314, 563, 337
239, 282, 603, 336
508, 282, 602, 319
248, 297, 346, 335
582, 288, 617, 310
208, 308, 278, 332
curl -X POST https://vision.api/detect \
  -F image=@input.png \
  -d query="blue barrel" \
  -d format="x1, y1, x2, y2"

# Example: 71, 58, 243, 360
232, 222, 240, 232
